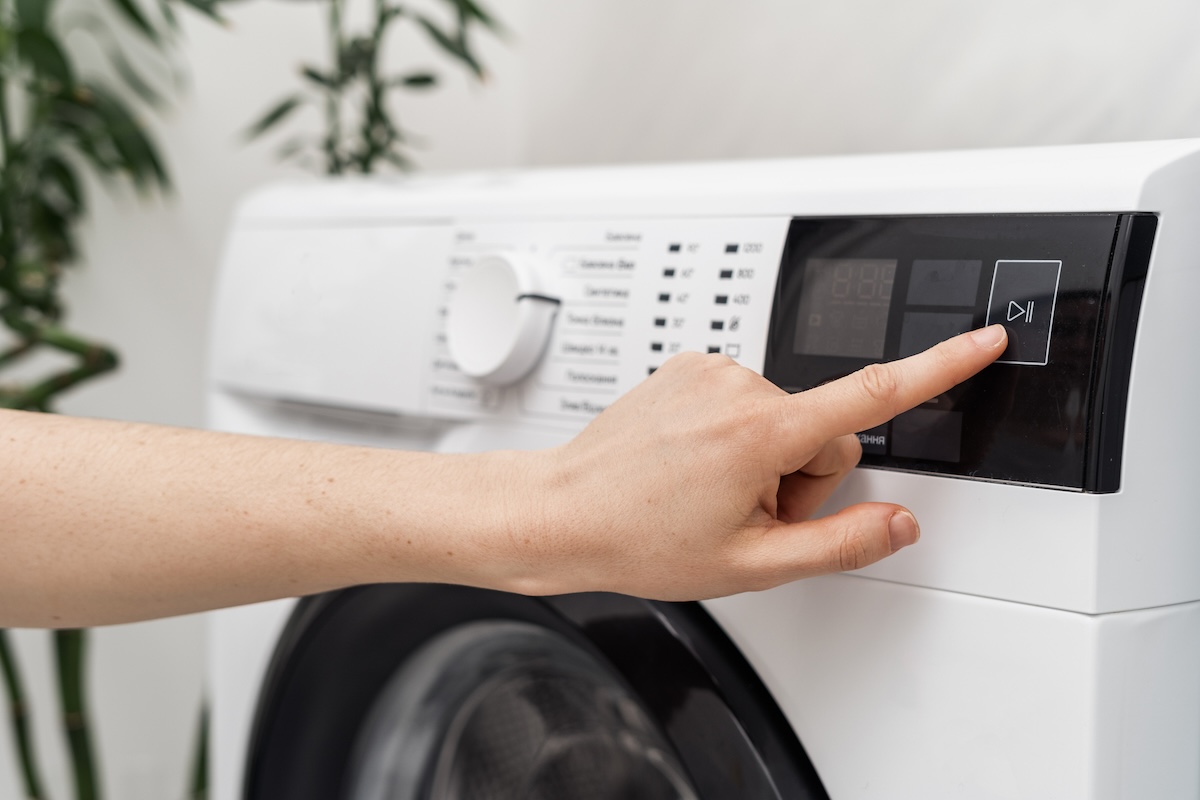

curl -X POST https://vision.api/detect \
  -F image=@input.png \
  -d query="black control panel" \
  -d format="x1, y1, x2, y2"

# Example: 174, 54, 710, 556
765, 214, 1156, 492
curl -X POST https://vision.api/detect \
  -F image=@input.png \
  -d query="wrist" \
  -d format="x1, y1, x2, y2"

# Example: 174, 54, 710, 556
476, 447, 565, 597
378, 447, 565, 597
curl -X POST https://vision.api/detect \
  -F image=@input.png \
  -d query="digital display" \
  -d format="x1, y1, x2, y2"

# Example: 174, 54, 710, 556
793, 258, 896, 359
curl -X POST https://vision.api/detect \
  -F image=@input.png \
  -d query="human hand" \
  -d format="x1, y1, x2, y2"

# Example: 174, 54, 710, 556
506, 324, 1008, 600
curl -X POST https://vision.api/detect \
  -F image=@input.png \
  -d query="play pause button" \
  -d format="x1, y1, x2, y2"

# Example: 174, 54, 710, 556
1006, 299, 1034, 323
986, 260, 1062, 365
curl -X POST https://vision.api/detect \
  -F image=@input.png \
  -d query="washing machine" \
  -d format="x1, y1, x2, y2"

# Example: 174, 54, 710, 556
207, 139, 1200, 800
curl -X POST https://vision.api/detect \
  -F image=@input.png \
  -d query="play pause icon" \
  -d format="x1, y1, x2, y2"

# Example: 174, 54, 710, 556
1007, 299, 1034, 323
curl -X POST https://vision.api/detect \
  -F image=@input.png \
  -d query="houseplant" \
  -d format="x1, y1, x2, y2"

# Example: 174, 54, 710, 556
0, 1, 221, 798
246, 0, 500, 173
0, 0, 497, 798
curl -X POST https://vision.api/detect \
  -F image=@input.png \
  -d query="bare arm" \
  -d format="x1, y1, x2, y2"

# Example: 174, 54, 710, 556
0, 326, 1006, 627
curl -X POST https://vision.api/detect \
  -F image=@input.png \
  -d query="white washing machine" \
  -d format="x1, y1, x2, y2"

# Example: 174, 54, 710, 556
207, 140, 1200, 800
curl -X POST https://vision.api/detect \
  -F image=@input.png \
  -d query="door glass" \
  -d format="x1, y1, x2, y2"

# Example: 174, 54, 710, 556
345, 620, 700, 800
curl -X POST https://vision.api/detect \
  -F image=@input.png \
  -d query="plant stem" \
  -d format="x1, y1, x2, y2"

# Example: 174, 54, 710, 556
324, 0, 345, 174
55, 629, 101, 800
0, 338, 36, 369
0, 630, 48, 800
0, 20, 17, 277
0, 75, 11, 160
0, 308, 119, 410
188, 702, 208, 800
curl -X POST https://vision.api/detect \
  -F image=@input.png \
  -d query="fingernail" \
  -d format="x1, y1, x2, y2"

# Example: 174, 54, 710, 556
888, 510, 920, 552
969, 324, 1007, 349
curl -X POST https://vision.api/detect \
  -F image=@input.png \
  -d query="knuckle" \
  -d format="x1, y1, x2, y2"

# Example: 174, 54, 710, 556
834, 526, 873, 573
663, 350, 702, 370
857, 362, 901, 410
929, 338, 961, 371
663, 349, 736, 373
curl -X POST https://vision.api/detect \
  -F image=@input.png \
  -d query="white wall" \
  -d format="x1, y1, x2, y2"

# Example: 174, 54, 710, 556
521, 0, 1200, 165
3, 0, 1199, 798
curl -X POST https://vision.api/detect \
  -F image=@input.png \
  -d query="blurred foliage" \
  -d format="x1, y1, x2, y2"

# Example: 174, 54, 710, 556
0, 0, 189, 414
0, 2, 225, 798
0, 1, 501, 798
246, 0, 500, 174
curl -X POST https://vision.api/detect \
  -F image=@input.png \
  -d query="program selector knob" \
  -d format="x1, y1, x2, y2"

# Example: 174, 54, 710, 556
445, 254, 560, 386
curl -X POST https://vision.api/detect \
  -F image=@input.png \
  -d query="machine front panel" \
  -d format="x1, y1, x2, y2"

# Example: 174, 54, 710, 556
765, 214, 1155, 491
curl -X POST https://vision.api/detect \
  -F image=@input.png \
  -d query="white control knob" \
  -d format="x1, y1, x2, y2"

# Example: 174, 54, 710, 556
445, 254, 560, 385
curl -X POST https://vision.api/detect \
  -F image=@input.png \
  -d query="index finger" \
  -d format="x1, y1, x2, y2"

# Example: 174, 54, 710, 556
789, 324, 1008, 442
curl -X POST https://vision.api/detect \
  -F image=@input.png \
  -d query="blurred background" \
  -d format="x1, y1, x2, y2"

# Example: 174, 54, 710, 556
3, 0, 1200, 797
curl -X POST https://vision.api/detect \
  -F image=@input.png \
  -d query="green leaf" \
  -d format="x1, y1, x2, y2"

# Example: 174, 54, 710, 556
300, 66, 338, 90
16, 30, 75, 88
416, 15, 484, 79
17, 0, 54, 30
96, 95, 169, 189
379, 3, 406, 24
108, 47, 164, 107
244, 95, 305, 141
169, 0, 226, 25
274, 137, 308, 161
446, 0, 501, 32
157, 0, 181, 31
103, 0, 159, 43
62, 84, 170, 191
29, 199, 73, 260
41, 157, 85, 216
398, 72, 437, 89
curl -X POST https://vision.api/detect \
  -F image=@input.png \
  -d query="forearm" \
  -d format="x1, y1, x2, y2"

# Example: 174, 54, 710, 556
0, 328, 1007, 627
0, 409, 540, 628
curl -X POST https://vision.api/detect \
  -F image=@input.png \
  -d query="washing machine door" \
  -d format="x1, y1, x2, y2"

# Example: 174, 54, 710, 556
243, 585, 827, 800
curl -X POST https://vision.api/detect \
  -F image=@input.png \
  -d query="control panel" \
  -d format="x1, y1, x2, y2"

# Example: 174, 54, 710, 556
427, 213, 1154, 494
766, 214, 1156, 492
427, 219, 789, 423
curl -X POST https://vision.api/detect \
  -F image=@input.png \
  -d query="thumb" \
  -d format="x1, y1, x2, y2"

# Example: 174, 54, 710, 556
759, 503, 921, 580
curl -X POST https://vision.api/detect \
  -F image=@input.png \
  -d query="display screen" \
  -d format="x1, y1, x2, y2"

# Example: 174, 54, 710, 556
792, 258, 896, 359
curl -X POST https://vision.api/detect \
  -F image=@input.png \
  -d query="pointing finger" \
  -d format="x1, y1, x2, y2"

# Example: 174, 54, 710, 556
785, 324, 1007, 447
